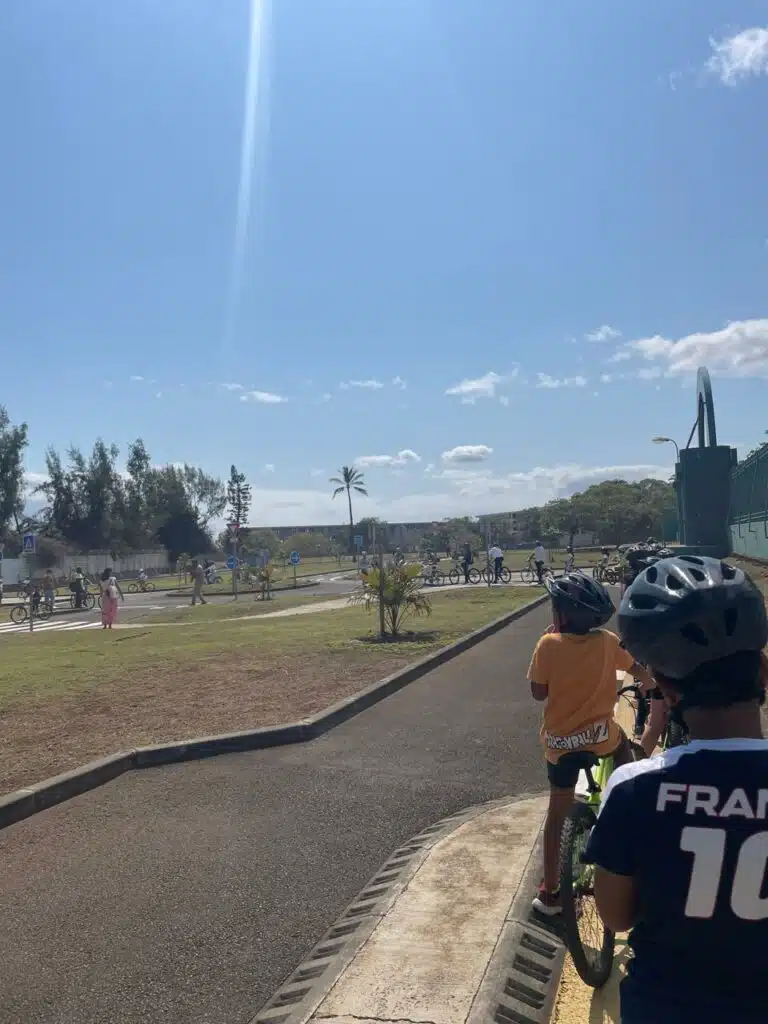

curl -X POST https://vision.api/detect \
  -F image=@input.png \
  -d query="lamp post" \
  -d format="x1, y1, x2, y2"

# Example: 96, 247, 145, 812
652, 435, 680, 460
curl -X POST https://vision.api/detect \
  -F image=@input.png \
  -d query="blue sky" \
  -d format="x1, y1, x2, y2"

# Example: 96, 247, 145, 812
3, 0, 768, 528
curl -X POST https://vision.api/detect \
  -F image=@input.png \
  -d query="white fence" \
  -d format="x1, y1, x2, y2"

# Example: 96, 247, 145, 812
0, 551, 170, 583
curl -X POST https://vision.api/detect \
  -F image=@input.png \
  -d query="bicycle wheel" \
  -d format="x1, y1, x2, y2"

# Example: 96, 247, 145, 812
10, 605, 27, 624
128, 583, 139, 594
560, 801, 615, 987
520, 566, 534, 584
144, 581, 156, 592
448, 568, 461, 585
82, 592, 96, 610
37, 604, 53, 621
499, 567, 512, 583
467, 568, 481, 584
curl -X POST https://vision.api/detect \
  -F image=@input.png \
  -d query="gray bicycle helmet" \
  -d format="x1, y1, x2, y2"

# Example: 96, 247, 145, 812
546, 571, 615, 632
618, 555, 767, 679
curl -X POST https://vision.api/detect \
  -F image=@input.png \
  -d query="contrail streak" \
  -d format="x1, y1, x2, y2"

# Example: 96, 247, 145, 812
222, 0, 272, 365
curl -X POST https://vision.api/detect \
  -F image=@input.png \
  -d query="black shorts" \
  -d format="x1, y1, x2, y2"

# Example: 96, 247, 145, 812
546, 733, 627, 789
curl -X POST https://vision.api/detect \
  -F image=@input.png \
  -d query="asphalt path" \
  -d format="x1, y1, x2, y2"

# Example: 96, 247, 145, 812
0, 600, 550, 1024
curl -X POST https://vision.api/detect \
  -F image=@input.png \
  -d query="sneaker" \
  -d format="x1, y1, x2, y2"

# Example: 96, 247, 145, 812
532, 884, 562, 916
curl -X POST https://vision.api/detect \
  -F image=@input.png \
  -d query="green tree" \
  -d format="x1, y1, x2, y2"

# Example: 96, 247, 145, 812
349, 562, 431, 636
226, 465, 252, 529
330, 465, 368, 553
0, 406, 29, 541
181, 465, 226, 529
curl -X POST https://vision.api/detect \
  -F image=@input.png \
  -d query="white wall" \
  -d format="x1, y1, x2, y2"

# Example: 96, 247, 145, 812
0, 551, 170, 582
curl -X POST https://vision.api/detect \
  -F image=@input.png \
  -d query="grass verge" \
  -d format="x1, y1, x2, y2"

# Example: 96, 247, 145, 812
0, 586, 542, 795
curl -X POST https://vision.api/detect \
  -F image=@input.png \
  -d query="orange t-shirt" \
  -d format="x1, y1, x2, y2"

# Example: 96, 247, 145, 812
527, 628, 634, 764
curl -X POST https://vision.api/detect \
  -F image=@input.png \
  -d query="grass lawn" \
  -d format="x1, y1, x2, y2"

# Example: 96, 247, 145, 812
0, 585, 543, 795
146, 589, 338, 623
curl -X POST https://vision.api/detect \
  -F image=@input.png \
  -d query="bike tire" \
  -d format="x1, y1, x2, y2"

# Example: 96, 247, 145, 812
83, 593, 95, 611
448, 568, 461, 585
145, 581, 156, 592
37, 604, 53, 621
664, 718, 689, 749
10, 605, 27, 624
560, 801, 615, 988
520, 567, 535, 584
467, 568, 481, 584
128, 583, 139, 594
499, 567, 512, 583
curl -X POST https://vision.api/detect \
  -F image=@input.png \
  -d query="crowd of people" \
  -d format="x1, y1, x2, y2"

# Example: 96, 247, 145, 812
527, 552, 768, 1022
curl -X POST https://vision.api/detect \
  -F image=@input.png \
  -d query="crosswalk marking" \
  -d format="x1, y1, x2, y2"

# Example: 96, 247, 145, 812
0, 617, 101, 637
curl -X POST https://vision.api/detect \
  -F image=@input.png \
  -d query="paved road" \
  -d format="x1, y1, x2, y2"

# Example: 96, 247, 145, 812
0, 602, 550, 1024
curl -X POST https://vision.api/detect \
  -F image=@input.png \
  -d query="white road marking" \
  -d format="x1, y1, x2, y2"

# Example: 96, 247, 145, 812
0, 618, 101, 636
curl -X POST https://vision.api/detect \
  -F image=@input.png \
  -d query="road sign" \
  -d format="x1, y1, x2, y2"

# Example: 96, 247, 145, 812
289, 551, 300, 566
22, 533, 36, 554
226, 555, 237, 569
354, 534, 364, 549
259, 549, 270, 568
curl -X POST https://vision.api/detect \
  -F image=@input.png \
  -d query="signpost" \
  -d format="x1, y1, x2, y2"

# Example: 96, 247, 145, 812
226, 555, 237, 570
229, 522, 240, 599
353, 534, 363, 550
289, 550, 300, 588
23, 533, 36, 632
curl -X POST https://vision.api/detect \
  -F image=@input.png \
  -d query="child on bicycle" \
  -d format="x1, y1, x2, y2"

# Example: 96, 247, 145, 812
528, 572, 653, 915
584, 555, 768, 1023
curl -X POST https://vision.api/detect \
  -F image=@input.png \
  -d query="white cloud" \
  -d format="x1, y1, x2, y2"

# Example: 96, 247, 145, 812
339, 379, 385, 390
240, 390, 287, 404
536, 374, 587, 389
628, 318, 768, 377
636, 366, 663, 380
155, 391, 163, 399
264, 463, 275, 473
220, 382, 244, 391
392, 376, 407, 389
707, 27, 768, 85
355, 449, 421, 469
129, 375, 144, 382
441, 444, 493, 464
309, 468, 325, 478
608, 350, 632, 363
599, 373, 613, 384
445, 370, 508, 403
499, 395, 510, 407
585, 324, 621, 343
322, 392, 332, 402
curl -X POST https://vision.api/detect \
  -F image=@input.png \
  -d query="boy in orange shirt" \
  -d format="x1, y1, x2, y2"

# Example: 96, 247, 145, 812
528, 572, 653, 915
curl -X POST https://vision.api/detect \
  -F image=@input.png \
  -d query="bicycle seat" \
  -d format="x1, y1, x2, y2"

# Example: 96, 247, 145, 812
557, 751, 600, 771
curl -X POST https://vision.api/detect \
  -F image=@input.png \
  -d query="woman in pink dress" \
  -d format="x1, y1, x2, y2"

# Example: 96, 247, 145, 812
99, 567, 124, 629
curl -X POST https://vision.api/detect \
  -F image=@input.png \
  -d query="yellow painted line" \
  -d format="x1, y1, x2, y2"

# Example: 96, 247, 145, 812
551, 672, 638, 1023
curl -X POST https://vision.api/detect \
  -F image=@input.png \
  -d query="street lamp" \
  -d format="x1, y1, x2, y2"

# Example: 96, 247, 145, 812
652, 435, 680, 460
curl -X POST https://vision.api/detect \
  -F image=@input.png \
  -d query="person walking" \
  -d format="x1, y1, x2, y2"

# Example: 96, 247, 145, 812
191, 559, 207, 605
489, 542, 504, 583
99, 567, 124, 629
461, 541, 473, 584
42, 568, 57, 613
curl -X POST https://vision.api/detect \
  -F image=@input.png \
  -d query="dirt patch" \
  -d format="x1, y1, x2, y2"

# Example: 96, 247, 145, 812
0, 649, 413, 794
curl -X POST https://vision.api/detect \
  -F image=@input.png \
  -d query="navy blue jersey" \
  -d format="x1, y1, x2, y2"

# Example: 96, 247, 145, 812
584, 739, 768, 1020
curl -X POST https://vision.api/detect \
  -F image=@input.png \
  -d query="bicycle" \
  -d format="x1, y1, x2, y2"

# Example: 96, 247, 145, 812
521, 560, 552, 585
10, 600, 53, 625
128, 579, 156, 593
558, 683, 640, 987
422, 563, 444, 586
69, 590, 96, 611
477, 561, 512, 584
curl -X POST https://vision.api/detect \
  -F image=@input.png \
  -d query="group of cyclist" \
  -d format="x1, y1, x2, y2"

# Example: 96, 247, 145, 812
528, 544, 768, 1021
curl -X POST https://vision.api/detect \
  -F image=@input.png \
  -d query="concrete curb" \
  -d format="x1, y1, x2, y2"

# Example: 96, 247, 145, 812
251, 795, 548, 1024
161, 579, 320, 598
0, 593, 548, 830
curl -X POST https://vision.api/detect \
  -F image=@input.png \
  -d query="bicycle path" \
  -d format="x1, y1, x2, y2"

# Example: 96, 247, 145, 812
0, 601, 550, 1024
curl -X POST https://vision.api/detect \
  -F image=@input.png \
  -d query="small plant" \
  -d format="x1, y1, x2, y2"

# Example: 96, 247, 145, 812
349, 562, 431, 636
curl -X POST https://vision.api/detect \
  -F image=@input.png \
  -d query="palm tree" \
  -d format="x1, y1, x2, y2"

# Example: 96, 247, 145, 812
330, 465, 368, 554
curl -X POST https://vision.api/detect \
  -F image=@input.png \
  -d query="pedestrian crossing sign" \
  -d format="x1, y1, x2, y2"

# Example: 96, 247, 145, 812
23, 533, 36, 554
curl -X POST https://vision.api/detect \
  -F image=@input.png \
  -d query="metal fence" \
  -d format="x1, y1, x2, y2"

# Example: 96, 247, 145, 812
730, 446, 768, 557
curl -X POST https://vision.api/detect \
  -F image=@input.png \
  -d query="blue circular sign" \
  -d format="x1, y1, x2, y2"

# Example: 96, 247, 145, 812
289, 551, 300, 566
226, 555, 237, 569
